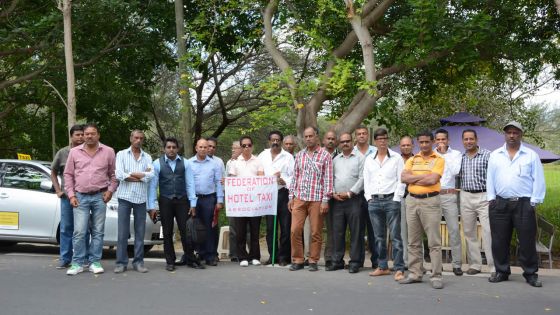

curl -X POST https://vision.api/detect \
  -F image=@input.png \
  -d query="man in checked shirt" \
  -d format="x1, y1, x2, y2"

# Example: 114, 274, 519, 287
288, 127, 333, 272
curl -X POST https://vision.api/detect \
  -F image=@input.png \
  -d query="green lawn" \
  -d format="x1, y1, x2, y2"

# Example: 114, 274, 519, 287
539, 163, 560, 253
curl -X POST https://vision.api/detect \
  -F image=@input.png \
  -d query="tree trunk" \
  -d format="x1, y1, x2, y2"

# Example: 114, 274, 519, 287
59, 0, 76, 137
175, 0, 193, 156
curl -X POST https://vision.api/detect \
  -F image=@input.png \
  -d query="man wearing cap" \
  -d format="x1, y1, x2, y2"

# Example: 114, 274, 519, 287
487, 121, 546, 287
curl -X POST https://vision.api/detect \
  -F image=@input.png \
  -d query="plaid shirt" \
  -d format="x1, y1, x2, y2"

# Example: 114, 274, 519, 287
459, 147, 490, 192
289, 146, 333, 202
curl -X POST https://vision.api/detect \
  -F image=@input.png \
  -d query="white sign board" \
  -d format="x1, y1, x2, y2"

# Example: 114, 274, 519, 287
224, 176, 278, 217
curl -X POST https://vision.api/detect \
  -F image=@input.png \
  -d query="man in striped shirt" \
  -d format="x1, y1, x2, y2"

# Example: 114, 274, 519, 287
114, 130, 155, 274
459, 129, 494, 276
288, 127, 333, 271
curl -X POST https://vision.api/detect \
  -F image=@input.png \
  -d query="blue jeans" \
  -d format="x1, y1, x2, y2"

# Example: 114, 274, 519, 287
116, 199, 147, 267
369, 196, 404, 271
59, 196, 74, 263
72, 192, 106, 265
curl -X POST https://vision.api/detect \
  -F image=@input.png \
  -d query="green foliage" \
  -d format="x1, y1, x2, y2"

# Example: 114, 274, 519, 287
540, 164, 560, 253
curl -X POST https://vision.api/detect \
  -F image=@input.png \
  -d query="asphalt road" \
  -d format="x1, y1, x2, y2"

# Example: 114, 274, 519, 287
1, 243, 559, 315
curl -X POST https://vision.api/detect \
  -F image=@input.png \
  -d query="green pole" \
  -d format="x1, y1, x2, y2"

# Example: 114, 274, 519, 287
272, 214, 277, 265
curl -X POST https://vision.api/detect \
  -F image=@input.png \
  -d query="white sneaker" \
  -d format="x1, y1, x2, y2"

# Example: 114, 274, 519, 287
251, 259, 261, 266
240, 260, 249, 267
66, 263, 84, 276
89, 262, 104, 274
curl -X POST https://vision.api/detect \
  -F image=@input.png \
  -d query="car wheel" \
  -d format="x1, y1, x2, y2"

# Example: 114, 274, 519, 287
127, 245, 154, 254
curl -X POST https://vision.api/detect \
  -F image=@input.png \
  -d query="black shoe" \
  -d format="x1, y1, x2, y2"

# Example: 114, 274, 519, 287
325, 260, 333, 268
453, 267, 463, 276
303, 259, 309, 266
230, 257, 240, 263
525, 276, 542, 288
278, 261, 288, 267
205, 259, 217, 266
165, 264, 175, 272
466, 268, 480, 275
326, 264, 343, 271
175, 256, 187, 266
308, 263, 318, 272
263, 258, 272, 265
488, 272, 509, 283
348, 265, 359, 274
187, 261, 206, 270
289, 263, 304, 271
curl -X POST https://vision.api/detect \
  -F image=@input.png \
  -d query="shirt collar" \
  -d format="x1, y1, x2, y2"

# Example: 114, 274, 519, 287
192, 155, 211, 163
413, 150, 438, 159
165, 155, 182, 162
497, 143, 528, 155
126, 146, 145, 156
238, 154, 256, 161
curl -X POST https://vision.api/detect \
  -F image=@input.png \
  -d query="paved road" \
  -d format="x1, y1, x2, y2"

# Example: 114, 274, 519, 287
1, 244, 559, 315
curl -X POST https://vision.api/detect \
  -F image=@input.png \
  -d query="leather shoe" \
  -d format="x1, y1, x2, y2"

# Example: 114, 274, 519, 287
453, 267, 463, 276
289, 263, 304, 271
326, 264, 344, 271
187, 261, 206, 270
165, 264, 175, 272
205, 259, 217, 266
303, 259, 309, 266
525, 276, 542, 288
488, 272, 509, 283
348, 265, 359, 274
278, 261, 289, 267
308, 263, 318, 272
466, 268, 480, 275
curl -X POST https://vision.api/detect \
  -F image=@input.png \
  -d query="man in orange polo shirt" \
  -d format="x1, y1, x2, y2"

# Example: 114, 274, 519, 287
399, 130, 445, 289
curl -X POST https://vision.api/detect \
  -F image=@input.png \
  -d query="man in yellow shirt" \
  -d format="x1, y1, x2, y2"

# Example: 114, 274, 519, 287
399, 130, 445, 289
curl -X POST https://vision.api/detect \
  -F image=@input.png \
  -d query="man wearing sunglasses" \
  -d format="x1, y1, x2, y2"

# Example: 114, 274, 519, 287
228, 136, 264, 267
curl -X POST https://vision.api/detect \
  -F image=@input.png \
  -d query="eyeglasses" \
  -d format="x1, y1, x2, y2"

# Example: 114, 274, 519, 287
339, 140, 352, 144
241, 144, 252, 148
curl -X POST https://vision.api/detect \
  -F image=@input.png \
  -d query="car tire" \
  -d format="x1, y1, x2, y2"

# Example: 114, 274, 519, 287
0, 241, 18, 247
127, 245, 154, 254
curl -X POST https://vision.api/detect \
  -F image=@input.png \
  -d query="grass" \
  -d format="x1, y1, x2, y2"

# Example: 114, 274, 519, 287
539, 164, 560, 254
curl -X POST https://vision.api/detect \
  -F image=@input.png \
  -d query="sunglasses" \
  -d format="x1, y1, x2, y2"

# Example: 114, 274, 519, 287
241, 144, 253, 148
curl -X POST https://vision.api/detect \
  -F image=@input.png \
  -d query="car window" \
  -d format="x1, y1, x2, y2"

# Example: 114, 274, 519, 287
0, 163, 51, 192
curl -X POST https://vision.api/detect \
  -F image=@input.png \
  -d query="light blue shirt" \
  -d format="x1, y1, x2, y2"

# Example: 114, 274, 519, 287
147, 155, 197, 209
115, 147, 154, 205
354, 144, 377, 157
189, 155, 224, 203
487, 144, 546, 204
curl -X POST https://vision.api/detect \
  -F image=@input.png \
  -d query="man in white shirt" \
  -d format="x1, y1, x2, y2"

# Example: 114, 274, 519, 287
258, 131, 295, 266
435, 129, 463, 276
364, 128, 406, 280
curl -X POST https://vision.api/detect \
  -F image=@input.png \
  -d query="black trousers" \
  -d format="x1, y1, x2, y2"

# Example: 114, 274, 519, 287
194, 194, 217, 261
359, 194, 378, 266
235, 216, 262, 261
489, 196, 538, 277
266, 188, 291, 263
332, 195, 363, 267
159, 196, 197, 265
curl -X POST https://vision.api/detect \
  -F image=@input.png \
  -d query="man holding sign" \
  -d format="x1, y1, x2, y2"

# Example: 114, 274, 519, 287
288, 127, 333, 272
228, 136, 265, 267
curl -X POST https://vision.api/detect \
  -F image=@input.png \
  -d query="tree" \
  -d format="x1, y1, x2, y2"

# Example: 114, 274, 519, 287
261, 0, 560, 139
57, 0, 76, 133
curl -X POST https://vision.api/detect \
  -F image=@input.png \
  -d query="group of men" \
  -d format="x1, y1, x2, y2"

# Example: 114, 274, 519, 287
52, 121, 546, 290
52, 124, 227, 275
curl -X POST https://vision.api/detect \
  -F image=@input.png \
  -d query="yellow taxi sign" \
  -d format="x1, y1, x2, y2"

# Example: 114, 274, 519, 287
17, 153, 31, 160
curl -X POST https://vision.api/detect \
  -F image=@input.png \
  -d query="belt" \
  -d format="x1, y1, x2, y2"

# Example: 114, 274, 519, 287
77, 188, 107, 195
463, 189, 486, 193
196, 193, 216, 198
371, 193, 394, 199
440, 189, 457, 194
497, 196, 529, 202
409, 191, 439, 199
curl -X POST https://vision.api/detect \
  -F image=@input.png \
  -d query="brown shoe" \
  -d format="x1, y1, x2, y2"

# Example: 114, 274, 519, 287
369, 268, 391, 277
394, 271, 405, 281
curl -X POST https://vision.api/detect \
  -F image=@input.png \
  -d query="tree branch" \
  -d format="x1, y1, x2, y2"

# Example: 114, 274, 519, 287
0, 65, 47, 90
376, 50, 450, 79
362, 0, 396, 28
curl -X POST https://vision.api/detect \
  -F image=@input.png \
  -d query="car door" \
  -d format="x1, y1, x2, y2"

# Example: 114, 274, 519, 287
0, 162, 58, 240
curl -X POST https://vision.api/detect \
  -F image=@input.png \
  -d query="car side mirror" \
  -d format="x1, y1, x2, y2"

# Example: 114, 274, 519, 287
40, 180, 53, 191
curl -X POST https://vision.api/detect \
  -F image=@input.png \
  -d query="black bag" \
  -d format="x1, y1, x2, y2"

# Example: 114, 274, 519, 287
186, 217, 207, 245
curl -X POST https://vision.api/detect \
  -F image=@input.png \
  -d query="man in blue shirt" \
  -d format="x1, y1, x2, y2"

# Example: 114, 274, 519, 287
190, 139, 224, 266
148, 137, 204, 271
487, 121, 546, 287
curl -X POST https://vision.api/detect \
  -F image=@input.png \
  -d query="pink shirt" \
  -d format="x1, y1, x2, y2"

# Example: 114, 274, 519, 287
64, 143, 118, 198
